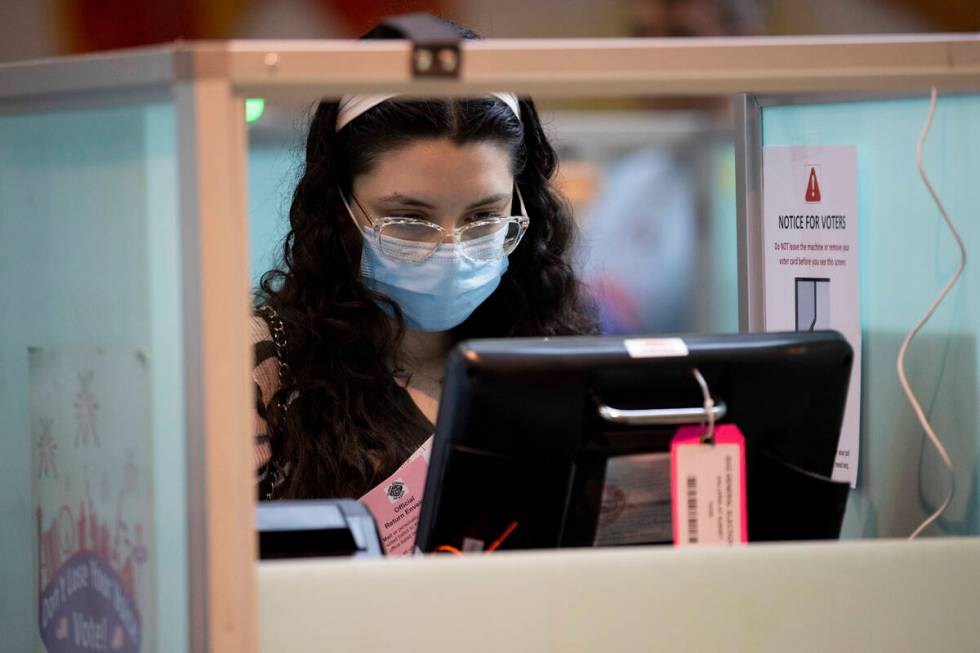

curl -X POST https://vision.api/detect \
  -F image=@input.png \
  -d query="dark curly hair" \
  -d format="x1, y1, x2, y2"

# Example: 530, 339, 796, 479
256, 21, 597, 499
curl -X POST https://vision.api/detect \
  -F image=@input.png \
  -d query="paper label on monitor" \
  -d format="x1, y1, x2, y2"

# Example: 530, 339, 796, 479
461, 537, 485, 552
359, 436, 432, 556
671, 424, 748, 547
594, 453, 673, 546
624, 337, 688, 358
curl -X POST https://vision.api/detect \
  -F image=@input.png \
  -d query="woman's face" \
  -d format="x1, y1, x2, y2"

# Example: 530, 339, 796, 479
350, 138, 515, 230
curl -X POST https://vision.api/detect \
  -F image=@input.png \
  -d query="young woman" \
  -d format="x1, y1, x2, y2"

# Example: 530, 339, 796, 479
253, 22, 596, 501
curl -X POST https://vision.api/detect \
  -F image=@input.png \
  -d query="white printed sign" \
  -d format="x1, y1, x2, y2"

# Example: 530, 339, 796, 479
762, 145, 861, 486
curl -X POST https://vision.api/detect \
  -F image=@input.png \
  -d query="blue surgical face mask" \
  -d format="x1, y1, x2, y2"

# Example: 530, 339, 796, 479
360, 228, 509, 332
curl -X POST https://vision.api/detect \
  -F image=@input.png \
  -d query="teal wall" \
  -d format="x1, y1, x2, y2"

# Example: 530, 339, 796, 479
762, 94, 980, 538
706, 142, 739, 333
248, 141, 300, 286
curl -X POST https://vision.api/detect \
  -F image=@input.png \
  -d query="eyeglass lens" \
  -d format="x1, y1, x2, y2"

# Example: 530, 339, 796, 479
378, 219, 524, 263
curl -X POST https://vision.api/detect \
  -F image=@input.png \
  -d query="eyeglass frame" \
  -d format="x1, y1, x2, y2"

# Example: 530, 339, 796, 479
338, 184, 531, 263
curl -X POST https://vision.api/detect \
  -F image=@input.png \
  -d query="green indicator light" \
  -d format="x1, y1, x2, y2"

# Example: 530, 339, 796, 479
245, 98, 265, 124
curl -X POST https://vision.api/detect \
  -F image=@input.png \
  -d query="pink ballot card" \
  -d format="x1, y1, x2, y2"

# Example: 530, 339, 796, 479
359, 436, 432, 556
671, 424, 748, 547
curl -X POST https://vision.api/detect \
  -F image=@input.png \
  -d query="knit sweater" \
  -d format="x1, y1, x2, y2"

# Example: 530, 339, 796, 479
251, 316, 276, 480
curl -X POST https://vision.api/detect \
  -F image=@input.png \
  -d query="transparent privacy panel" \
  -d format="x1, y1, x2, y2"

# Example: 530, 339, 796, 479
548, 104, 738, 336
0, 98, 188, 651
246, 98, 739, 335
761, 93, 980, 538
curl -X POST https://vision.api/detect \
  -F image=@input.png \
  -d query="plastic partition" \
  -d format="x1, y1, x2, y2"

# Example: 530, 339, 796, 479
707, 142, 739, 332
0, 97, 187, 651
754, 94, 980, 537
0, 45, 256, 653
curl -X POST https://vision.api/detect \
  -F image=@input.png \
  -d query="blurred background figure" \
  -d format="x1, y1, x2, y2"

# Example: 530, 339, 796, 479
572, 0, 763, 335
632, 0, 763, 37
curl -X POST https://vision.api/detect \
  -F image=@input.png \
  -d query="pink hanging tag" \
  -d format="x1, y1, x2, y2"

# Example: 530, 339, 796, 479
671, 424, 748, 546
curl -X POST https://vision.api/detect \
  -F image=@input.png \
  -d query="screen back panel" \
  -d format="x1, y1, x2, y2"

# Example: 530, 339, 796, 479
417, 331, 852, 551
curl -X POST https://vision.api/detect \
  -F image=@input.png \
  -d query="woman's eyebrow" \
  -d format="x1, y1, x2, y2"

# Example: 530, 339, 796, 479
378, 193, 435, 208
377, 192, 510, 209
466, 193, 510, 209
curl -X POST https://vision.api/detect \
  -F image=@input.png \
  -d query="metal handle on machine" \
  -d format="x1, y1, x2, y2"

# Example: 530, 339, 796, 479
597, 400, 727, 426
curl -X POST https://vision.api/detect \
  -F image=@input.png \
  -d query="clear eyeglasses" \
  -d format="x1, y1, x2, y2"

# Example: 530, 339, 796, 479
340, 186, 531, 263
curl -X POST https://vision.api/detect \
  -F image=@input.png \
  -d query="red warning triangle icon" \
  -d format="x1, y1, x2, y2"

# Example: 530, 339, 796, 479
805, 167, 821, 202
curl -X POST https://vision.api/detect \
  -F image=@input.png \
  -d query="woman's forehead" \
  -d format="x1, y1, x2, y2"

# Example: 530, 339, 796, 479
354, 139, 514, 203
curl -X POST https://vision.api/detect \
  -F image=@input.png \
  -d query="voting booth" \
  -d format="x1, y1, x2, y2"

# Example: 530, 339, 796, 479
1, 32, 980, 652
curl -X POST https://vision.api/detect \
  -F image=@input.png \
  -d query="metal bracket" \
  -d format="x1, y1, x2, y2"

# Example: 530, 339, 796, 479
379, 13, 463, 79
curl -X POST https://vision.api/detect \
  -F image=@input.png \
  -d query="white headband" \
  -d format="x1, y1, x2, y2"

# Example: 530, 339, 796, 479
336, 92, 521, 131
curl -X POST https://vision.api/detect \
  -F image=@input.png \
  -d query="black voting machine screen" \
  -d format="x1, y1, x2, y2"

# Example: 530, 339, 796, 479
416, 331, 853, 552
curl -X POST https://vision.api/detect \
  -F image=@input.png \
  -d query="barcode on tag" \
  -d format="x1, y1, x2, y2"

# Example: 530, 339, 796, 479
686, 476, 698, 544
